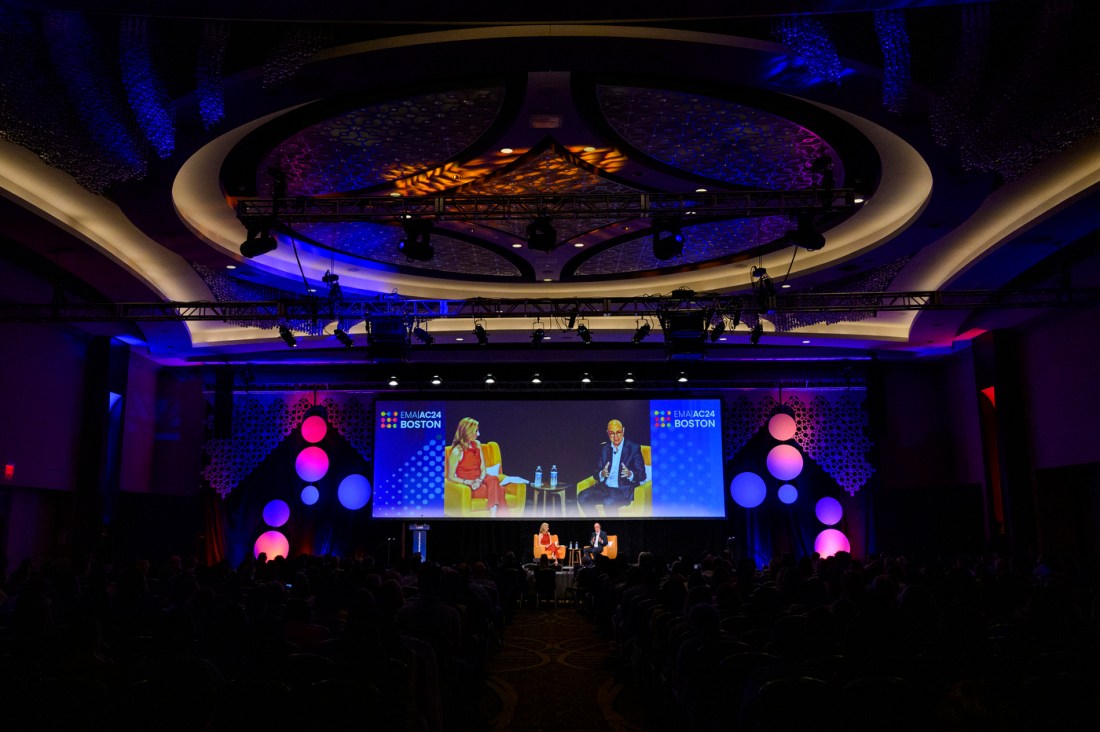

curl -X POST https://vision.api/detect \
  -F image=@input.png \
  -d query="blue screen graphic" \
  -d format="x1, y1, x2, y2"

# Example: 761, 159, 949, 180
372, 399, 725, 519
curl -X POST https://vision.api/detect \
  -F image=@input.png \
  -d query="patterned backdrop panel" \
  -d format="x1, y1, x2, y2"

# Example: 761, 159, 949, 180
203, 392, 374, 498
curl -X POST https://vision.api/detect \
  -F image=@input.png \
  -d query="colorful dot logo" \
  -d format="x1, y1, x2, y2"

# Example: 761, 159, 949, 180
652, 410, 673, 429
379, 411, 399, 429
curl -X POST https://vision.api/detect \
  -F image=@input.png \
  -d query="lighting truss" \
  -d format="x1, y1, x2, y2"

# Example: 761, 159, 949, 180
1, 288, 1097, 323
236, 190, 861, 225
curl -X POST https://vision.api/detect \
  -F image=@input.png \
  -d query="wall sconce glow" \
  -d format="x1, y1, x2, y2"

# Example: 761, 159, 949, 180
730, 471, 767, 509
814, 528, 851, 558
254, 530, 290, 560
338, 473, 372, 510
766, 444, 804, 480
301, 415, 328, 443
768, 413, 797, 441
295, 446, 330, 482
777, 484, 798, 504
815, 496, 843, 525
262, 499, 290, 527
301, 485, 320, 505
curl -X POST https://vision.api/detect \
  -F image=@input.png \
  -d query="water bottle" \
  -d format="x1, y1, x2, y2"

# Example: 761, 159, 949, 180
535, 466, 542, 486
550, 464, 558, 487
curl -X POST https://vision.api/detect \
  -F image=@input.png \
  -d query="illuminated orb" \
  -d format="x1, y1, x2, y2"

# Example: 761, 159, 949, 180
301, 485, 320, 505
730, 472, 767, 509
766, 444, 804, 481
816, 496, 844, 525
262, 499, 290, 527
295, 446, 330, 482
777, 484, 798, 504
301, 415, 328, 443
338, 473, 372, 510
768, 413, 797, 441
814, 528, 851, 558
254, 530, 290, 560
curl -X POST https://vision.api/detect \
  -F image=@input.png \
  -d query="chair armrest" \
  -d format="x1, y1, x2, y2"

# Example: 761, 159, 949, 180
444, 478, 473, 516
576, 476, 596, 494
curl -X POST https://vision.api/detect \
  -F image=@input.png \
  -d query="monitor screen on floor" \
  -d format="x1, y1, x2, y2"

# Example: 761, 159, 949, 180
372, 398, 725, 519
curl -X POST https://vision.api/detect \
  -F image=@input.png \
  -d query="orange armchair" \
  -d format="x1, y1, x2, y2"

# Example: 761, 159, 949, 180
576, 445, 652, 517
533, 534, 566, 561
443, 441, 526, 517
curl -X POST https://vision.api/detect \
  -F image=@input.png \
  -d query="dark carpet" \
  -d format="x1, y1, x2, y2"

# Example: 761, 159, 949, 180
479, 605, 654, 731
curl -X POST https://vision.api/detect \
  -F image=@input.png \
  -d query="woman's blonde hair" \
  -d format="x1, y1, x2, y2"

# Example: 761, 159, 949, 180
539, 522, 550, 533
450, 417, 479, 452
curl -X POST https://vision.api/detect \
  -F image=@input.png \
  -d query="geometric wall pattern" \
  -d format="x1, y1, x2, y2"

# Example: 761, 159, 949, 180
723, 390, 874, 495
202, 393, 373, 498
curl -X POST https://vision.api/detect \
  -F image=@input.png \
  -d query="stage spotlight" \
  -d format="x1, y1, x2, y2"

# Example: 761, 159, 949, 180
750, 322, 764, 345
397, 219, 434, 262
787, 212, 825, 251
731, 308, 742, 329
526, 217, 557, 252
531, 373, 542, 384
278, 324, 297, 347
577, 324, 592, 344
624, 372, 635, 383
678, 372, 688, 383
484, 373, 495, 384
334, 328, 354, 347
388, 375, 399, 386
241, 229, 277, 258
652, 218, 684, 260
473, 322, 489, 345
566, 312, 577, 330
581, 373, 592, 383
431, 375, 442, 385
708, 318, 726, 342
632, 322, 651, 343
413, 327, 434, 345
531, 326, 545, 344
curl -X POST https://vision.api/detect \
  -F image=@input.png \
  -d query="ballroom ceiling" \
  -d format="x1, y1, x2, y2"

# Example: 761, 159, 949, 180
2, 2, 1100, 366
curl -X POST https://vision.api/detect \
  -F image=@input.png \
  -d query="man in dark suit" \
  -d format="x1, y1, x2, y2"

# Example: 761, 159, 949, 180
582, 522, 608, 563
578, 419, 647, 516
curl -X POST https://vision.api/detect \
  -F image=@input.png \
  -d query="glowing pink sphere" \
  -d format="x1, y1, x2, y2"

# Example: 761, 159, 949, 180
262, 499, 290, 527
815, 496, 843, 526
777, 484, 798, 504
301, 485, 319, 505
301, 415, 328, 443
814, 528, 851, 558
768, 413, 797, 441
730, 472, 767, 509
254, 530, 290, 559
766, 444, 804, 481
295, 446, 330, 482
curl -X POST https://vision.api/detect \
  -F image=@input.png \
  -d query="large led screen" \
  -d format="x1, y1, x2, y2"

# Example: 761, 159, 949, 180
373, 398, 725, 519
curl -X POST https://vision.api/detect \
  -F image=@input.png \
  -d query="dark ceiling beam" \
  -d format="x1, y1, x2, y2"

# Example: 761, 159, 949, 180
2, 288, 1097, 323
235, 190, 859, 224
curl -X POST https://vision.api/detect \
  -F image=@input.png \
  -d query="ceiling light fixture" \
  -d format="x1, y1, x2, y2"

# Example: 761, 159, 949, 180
531, 373, 542, 384
581, 373, 592, 383
652, 217, 684, 260
678, 372, 689, 383
277, 324, 296, 348
531, 325, 545, 344
334, 328, 353, 347
577, 323, 592, 344
708, 318, 726, 342
750, 322, 764, 345
473, 322, 489, 345
413, 326, 434, 345
484, 373, 495, 384
241, 228, 277, 258
787, 211, 825, 251
632, 322, 651, 343
388, 375, 399, 387
398, 219, 434, 261
526, 217, 557, 252
624, 373, 635, 383
431, 375, 442, 385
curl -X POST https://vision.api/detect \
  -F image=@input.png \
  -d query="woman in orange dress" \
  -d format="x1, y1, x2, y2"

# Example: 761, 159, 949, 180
448, 417, 508, 516
538, 522, 560, 561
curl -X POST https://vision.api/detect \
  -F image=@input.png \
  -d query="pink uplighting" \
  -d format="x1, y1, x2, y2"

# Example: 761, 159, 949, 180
295, 446, 330, 482
768, 413, 797, 441
815, 496, 843, 525
254, 530, 290, 559
814, 528, 851, 558
262, 499, 290, 527
301, 415, 328, 443
730, 471, 767, 508
766, 444, 804, 481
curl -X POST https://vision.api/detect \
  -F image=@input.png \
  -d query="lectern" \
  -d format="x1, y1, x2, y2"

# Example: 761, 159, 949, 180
409, 523, 431, 561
